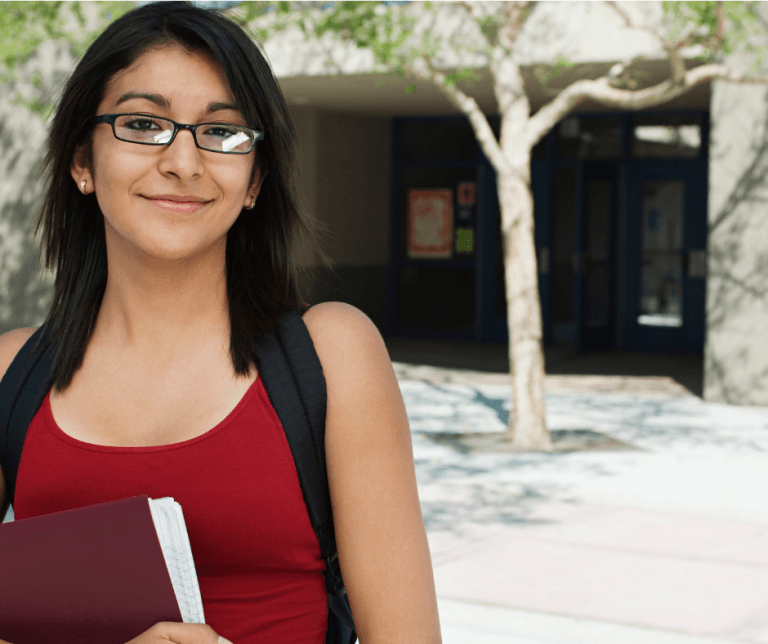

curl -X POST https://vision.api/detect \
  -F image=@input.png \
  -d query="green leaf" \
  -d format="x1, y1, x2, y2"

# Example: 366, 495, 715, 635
444, 68, 479, 87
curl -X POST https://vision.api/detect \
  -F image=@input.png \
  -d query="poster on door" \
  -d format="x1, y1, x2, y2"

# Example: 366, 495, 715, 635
407, 189, 453, 259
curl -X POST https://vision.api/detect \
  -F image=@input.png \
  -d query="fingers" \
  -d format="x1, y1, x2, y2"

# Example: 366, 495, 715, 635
150, 622, 231, 644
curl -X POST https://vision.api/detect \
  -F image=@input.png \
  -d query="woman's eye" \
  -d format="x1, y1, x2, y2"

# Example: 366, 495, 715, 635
125, 118, 161, 131
202, 125, 239, 138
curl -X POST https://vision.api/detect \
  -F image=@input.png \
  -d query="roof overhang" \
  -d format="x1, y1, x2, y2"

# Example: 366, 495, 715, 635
279, 59, 711, 117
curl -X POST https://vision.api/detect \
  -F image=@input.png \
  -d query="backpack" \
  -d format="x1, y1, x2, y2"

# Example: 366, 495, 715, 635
0, 309, 357, 644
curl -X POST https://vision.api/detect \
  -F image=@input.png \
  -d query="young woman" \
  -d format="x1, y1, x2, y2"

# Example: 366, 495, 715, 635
0, 3, 440, 643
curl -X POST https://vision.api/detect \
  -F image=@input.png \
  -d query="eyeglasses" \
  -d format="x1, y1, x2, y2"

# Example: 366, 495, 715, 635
86, 113, 264, 154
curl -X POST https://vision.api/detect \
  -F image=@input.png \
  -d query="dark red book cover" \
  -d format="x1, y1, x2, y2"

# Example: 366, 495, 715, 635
0, 495, 184, 644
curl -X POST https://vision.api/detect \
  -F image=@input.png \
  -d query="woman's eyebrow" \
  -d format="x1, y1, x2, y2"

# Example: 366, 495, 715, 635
207, 101, 240, 113
114, 93, 239, 115
115, 92, 170, 109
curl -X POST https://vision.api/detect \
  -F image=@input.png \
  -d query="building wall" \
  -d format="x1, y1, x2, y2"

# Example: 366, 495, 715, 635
0, 41, 75, 335
303, 110, 391, 330
288, 107, 320, 270
704, 81, 768, 405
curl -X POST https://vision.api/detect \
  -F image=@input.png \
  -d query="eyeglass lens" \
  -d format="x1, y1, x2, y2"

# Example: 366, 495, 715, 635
114, 114, 255, 153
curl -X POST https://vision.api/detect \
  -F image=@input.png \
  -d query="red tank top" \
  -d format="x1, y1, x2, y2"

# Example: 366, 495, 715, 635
13, 375, 327, 644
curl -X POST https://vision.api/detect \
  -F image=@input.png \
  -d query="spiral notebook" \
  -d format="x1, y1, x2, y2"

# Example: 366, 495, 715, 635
0, 495, 204, 644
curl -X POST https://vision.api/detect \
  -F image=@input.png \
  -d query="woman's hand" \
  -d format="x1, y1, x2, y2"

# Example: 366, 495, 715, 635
0, 623, 231, 644
126, 622, 232, 644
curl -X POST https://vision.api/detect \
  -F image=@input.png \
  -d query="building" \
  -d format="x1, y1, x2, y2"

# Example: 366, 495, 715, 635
265, 2, 768, 405
0, 2, 766, 405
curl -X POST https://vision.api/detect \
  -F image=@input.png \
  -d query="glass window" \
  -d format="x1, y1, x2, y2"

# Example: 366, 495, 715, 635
638, 181, 684, 328
556, 117, 621, 159
550, 166, 578, 344
583, 179, 613, 328
632, 115, 700, 158
399, 118, 478, 161
531, 134, 548, 160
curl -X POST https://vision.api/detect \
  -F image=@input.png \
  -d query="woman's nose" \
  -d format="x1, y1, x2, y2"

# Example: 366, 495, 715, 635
157, 129, 205, 179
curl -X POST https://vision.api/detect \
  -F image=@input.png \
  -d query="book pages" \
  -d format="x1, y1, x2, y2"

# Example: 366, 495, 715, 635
148, 497, 205, 624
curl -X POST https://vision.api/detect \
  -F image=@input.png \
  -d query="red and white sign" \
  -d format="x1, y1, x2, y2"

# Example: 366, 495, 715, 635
407, 189, 453, 259
457, 182, 476, 206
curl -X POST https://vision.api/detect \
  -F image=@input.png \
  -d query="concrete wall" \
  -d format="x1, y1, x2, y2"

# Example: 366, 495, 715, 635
704, 81, 768, 405
295, 109, 391, 330
0, 41, 76, 335
288, 107, 320, 269
264, 2, 673, 77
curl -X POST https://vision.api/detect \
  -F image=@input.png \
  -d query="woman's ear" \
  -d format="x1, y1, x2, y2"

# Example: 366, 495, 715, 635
70, 145, 93, 194
244, 167, 268, 209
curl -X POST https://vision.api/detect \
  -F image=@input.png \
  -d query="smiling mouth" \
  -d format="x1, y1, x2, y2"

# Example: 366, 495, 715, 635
143, 196, 211, 213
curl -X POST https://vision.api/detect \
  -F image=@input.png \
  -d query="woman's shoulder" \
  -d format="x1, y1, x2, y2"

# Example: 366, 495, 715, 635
302, 301, 377, 333
0, 327, 38, 520
301, 302, 398, 425
0, 327, 39, 379
302, 303, 386, 367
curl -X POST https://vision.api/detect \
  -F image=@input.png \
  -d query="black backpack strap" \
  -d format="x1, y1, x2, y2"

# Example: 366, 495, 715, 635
0, 325, 55, 508
0, 313, 357, 642
255, 310, 356, 644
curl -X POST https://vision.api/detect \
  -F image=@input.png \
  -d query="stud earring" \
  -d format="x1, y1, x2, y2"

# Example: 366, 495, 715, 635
246, 199, 255, 210
80, 180, 86, 194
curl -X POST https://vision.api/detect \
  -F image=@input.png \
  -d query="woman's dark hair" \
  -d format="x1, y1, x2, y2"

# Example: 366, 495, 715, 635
36, 1, 328, 391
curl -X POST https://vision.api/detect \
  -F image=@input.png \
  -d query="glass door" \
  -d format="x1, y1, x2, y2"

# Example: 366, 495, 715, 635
576, 163, 617, 351
623, 162, 707, 352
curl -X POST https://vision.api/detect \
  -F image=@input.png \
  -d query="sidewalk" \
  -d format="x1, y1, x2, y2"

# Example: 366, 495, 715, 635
396, 361, 768, 644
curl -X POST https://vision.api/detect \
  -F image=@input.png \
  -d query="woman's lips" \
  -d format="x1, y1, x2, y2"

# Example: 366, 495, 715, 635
146, 198, 209, 213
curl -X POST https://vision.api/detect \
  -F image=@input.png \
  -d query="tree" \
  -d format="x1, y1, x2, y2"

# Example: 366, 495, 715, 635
4, 1, 768, 448
233, 0, 768, 449
0, 1, 134, 115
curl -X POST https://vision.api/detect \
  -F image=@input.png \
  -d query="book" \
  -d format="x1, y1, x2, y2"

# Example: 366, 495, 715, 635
0, 495, 205, 644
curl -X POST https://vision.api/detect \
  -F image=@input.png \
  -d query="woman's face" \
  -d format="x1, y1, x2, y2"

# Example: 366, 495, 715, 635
72, 43, 263, 263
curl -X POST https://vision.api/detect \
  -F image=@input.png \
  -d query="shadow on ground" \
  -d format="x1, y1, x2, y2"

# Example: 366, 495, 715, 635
385, 338, 704, 397
425, 429, 640, 454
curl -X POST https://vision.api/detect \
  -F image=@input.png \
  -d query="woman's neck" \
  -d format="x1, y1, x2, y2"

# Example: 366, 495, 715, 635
92, 240, 232, 367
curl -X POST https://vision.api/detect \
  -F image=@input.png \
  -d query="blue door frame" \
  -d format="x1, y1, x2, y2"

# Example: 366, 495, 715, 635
620, 160, 708, 353
388, 111, 709, 353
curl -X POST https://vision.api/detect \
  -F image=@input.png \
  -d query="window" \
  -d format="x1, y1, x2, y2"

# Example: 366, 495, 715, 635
632, 115, 701, 158
556, 117, 622, 159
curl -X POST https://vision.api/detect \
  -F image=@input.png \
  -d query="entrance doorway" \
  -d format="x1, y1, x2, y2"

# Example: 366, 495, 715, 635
547, 163, 618, 352
622, 162, 707, 352
540, 119, 707, 355
389, 111, 708, 356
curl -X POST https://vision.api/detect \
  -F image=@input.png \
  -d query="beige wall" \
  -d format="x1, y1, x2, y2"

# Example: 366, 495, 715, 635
704, 81, 768, 405
289, 106, 391, 326
0, 41, 74, 335
290, 107, 391, 267
288, 107, 320, 268
315, 111, 390, 267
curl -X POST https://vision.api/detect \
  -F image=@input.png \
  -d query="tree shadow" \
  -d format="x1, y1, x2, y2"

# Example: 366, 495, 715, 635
0, 165, 53, 333
0, 44, 75, 334
705, 84, 768, 405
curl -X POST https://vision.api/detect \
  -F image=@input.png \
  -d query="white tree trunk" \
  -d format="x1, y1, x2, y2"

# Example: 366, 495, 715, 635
498, 170, 552, 450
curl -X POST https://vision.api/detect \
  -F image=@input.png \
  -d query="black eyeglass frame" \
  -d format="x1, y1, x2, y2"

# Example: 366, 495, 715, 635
85, 113, 265, 155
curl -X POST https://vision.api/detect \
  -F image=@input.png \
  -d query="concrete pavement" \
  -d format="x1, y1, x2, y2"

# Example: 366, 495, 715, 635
4, 359, 767, 643
397, 362, 768, 643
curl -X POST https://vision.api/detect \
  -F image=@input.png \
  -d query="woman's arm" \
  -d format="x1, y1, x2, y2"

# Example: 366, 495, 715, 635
0, 327, 39, 523
303, 303, 441, 644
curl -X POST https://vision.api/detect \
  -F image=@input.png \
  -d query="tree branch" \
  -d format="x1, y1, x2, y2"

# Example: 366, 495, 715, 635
404, 59, 510, 175
606, 54, 650, 88
499, 1, 535, 53
605, 1, 687, 84
526, 63, 768, 148
456, 1, 484, 23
